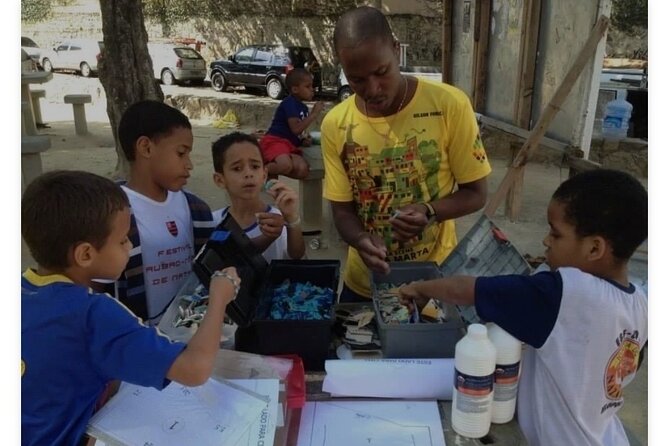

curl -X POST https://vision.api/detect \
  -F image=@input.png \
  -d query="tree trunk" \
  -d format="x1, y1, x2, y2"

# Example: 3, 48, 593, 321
98, 0, 163, 179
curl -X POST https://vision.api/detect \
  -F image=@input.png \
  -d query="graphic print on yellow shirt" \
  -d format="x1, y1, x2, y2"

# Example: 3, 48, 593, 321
340, 132, 445, 258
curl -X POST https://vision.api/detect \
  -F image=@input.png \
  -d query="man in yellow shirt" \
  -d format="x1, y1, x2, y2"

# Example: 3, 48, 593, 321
322, 6, 492, 300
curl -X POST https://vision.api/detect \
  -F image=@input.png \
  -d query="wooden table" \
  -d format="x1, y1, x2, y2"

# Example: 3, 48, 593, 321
282, 372, 528, 446
21, 71, 53, 136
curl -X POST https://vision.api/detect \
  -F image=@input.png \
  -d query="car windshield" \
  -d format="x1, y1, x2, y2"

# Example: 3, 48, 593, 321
174, 48, 201, 59
22, 37, 38, 48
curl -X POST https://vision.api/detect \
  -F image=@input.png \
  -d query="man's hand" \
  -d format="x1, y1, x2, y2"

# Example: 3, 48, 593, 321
256, 212, 284, 239
356, 232, 390, 275
390, 203, 429, 242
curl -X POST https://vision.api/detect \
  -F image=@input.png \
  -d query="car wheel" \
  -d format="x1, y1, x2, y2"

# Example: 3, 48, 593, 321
266, 77, 285, 99
338, 86, 353, 102
80, 62, 92, 77
211, 72, 227, 92
161, 69, 176, 85
42, 58, 53, 73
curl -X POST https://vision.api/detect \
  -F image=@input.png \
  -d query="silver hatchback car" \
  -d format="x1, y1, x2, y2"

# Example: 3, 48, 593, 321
148, 43, 207, 85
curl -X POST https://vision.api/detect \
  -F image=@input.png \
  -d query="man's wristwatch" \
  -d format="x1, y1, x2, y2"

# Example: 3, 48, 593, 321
423, 202, 437, 224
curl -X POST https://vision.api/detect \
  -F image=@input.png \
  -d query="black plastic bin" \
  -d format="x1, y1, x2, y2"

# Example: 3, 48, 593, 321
192, 213, 339, 371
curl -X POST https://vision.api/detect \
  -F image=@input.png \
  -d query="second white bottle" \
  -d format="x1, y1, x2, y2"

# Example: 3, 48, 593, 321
487, 323, 522, 424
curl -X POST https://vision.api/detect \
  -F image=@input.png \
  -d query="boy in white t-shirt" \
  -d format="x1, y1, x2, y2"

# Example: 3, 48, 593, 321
400, 169, 647, 446
211, 132, 305, 261
113, 100, 215, 325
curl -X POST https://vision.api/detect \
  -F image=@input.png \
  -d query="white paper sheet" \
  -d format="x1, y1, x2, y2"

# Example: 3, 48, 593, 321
87, 378, 269, 446
323, 358, 454, 400
230, 379, 280, 446
297, 400, 446, 446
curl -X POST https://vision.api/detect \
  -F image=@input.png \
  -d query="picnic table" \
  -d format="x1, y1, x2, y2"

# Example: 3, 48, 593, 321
21, 71, 52, 136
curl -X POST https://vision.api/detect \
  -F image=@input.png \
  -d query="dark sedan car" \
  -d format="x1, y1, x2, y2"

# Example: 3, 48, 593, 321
209, 44, 321, 99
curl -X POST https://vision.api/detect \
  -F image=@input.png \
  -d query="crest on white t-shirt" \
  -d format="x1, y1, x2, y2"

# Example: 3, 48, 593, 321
604, 330, 641, 401
165, 221, 178, 237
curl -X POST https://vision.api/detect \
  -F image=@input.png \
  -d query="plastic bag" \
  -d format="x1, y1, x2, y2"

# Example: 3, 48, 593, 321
212, 109, 240, 129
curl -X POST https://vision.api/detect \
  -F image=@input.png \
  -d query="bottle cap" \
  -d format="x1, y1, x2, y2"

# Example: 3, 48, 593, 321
467, 323, 487, 339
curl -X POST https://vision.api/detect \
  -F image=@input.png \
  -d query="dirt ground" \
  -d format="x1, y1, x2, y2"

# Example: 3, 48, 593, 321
21, 73, 648, 444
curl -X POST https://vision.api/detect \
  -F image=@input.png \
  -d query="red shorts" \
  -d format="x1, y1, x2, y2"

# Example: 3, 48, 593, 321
260, 134, 303, 163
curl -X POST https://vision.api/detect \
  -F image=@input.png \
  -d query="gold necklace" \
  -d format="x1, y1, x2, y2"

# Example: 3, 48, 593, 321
363, 75, 409, 142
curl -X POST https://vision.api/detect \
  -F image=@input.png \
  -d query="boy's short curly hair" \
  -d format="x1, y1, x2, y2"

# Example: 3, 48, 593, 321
21, 170, 129, 270
211, 131, 263, 173
552, 169, 647, 260
286, 68, 312, 90
118, 100, 191, 162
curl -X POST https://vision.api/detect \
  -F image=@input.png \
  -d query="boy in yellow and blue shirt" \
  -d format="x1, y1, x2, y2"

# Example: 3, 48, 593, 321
21, 170, 240, 445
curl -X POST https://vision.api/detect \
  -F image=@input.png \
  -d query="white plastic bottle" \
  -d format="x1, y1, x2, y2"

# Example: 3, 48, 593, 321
451, 323, 496, 438
486, 323, 522, 424
601, 97, 633, 140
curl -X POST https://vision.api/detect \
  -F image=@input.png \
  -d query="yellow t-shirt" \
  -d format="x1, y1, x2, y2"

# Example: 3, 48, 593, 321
321, 79, 491, 297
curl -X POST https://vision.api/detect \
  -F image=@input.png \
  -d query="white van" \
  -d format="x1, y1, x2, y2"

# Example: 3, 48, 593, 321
41, 39, 104, 77
147, 43, 207, 85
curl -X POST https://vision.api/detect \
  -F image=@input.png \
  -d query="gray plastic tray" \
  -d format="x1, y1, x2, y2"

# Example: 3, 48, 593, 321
439, 215, 531, 324
371, 262, 466, 359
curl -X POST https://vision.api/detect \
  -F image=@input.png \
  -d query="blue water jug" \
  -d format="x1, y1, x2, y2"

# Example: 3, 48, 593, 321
602, 98, 633, 140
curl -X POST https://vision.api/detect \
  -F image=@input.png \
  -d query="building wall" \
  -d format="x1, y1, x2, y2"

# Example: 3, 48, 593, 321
449, 0, 604, 145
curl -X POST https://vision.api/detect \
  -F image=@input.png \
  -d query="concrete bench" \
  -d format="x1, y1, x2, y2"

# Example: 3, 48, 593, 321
64, 94, 92, 135
21, 101, 31, 136
300, 145, 325, 233
22, 135, 51, 191
30, 89, 46, 126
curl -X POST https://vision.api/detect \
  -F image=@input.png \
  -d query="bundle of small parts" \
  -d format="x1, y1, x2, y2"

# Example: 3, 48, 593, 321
172, 284, 209, 328
375, 283, 448, 324
268, 279, 335, 320
334, 305, 381, 351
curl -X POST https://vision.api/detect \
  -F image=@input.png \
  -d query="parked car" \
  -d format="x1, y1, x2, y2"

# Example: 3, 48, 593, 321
21, 36, 44, 69
41, 39, 104, 77
21, 48, 37, 73
208, 44, 322, 99
337, 66, 443, 102
147, 43, 207, 85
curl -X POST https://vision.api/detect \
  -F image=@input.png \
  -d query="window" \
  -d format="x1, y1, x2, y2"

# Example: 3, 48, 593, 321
235, 48, 254, 63
21, 37, 38, 48
253, 48, 272, 64
56, 44, 69, 51
174, 48, 201, 59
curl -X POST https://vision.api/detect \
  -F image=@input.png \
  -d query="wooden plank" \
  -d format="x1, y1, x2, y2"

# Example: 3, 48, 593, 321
477, 114, 569, 153
504, 142, 525, 221
442, 0, 453, 84
484, 15, 610, 218
471, 0, 491, 112
513, 0, 542, 129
